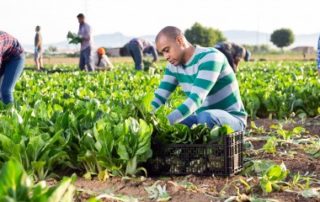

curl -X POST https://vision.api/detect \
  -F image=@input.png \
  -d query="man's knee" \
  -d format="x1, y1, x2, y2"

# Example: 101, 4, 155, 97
197, 111, 219, 128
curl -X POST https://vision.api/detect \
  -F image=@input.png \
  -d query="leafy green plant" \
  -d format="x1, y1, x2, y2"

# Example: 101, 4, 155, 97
151, 106, 235, 144
0, 159, 76, 202
0, 129, 70, 180
263, 136, 278, 154
242, 160, 276, 176
288, 172, 311, 190
250, 121, 266, 134
304, 140, 320, 158
300, 188, 320, 199
67, 31, 82, 44
115, 117, 153, 176
260, 163, 288, 193
270, 124, 306, 140
77, 118, 121, 180
144, 181, 171, 202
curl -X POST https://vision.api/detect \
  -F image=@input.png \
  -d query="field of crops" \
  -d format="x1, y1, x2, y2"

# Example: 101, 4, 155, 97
0, 61, 319, 201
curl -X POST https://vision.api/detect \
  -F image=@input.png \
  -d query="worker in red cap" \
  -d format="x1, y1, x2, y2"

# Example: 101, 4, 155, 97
93, 47, 114, 70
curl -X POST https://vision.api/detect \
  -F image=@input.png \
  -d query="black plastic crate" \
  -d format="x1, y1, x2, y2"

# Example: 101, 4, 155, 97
147, 131, 243, 176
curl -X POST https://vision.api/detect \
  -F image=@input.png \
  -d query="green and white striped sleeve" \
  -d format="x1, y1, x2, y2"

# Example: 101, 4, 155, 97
151, 67, 178, 111
167, 53, 224, 124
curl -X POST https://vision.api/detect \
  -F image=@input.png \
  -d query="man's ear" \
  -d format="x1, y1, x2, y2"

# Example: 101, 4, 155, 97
176, 35, 185, 46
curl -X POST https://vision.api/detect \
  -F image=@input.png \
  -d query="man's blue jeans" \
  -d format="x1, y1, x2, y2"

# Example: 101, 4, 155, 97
179, 110, 246, 131
79, 46, 94, 71
0, 53, 25, 104
128, 42, 143, 70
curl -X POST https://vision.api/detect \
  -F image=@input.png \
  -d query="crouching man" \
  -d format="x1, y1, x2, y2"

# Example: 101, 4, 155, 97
151, 26, 247, 131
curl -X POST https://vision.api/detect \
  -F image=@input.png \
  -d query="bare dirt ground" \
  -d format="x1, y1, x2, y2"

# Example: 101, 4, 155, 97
71, 117, 320, 202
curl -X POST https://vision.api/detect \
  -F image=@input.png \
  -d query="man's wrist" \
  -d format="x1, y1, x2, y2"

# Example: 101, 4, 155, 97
167, 110, 183, 125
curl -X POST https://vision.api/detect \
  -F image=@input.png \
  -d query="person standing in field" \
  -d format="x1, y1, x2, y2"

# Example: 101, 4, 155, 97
34, 25, 44, 71
0, 31, 24, 104
120, 38, 158, 70
77, 13, 94, 71
214, 42, 251, 72
151, 26, 246, 131
93, 47, 114, 71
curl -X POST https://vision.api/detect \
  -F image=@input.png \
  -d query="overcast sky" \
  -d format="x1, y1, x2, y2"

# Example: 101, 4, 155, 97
1, 0, 318, 44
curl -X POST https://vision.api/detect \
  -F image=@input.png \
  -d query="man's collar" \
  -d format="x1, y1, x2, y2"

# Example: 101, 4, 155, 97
183, 45, 197, 67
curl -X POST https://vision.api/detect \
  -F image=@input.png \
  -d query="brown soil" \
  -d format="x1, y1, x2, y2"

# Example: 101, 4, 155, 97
73, 175, 320, 202
251, 116, 320, 136
68, 117, 320, 201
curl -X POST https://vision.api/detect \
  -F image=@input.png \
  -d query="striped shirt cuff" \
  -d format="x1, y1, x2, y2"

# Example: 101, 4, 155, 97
167, 110, 183, 124
151, 101, 159, 111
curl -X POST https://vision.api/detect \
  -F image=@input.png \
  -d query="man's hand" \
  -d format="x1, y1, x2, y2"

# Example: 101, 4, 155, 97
78, 35, 84, 41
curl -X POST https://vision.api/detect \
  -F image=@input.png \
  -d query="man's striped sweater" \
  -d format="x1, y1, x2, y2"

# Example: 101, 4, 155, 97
151, 46, 247, 125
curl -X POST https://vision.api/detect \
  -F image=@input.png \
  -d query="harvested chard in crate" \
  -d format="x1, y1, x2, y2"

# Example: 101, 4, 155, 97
148, 125, 243, 176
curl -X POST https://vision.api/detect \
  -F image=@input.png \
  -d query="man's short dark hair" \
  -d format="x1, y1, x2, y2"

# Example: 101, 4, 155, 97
77, 13, 85, 18
155, 26, 183, 43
